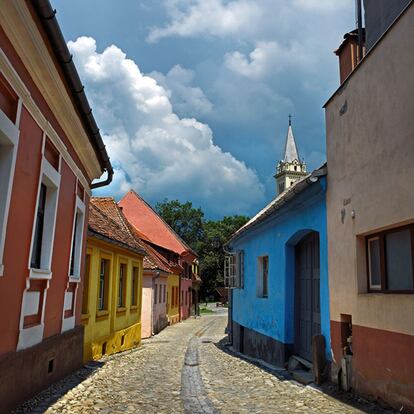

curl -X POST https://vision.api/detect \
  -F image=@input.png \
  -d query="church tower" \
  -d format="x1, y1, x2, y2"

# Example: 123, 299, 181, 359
274, 116, 307, 195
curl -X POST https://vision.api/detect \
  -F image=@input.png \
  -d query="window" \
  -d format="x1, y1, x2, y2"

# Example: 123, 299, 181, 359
159, 284, 162, 303
69, 197, 85, 278
118, 263, 127, 308
131, 266, 139, 306
98, 259, 109, 311
29, 158, 60, 275
278, 182, 285, 194
82, 254, 91, 315
367, 225, 414, 292
31, 184, 47, 269
257, 256, 269, 298
163, 285, 166, 303
154, 284, 158, 305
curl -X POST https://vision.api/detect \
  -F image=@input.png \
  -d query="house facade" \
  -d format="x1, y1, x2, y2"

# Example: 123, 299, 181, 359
325, 1, 414, 410
0, 1, 112, 410
140, 240, 174, 338
82, 198, 145, 362
119, 190, 199, 324
228, 124, 329, 377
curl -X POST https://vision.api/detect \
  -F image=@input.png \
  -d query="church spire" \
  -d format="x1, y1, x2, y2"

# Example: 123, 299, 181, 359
274, 115, 307, 195
283, 115, 299, 162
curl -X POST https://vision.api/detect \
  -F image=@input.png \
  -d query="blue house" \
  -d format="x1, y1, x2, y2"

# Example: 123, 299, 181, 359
227, 121, 330, 375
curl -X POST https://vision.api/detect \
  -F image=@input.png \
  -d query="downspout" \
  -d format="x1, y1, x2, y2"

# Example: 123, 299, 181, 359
356, 0, 364, 63
32, 0, 113, 189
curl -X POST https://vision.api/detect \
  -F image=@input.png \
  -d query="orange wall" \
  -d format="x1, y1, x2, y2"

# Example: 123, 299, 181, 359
0, 107, 42, 353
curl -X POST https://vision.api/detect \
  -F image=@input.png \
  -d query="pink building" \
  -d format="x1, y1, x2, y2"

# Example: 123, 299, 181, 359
140, 241, 172, 337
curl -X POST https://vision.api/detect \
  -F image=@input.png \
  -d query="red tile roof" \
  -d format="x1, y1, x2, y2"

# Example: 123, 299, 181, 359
118, 190, 197, 257
88, 197, 145, 255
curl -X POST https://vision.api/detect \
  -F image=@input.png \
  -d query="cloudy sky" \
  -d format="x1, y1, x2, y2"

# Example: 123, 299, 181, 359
52, 0, 355, 218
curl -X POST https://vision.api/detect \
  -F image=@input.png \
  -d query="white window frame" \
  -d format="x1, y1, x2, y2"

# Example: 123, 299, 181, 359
28, 155, 61, 280
224, 250, 244, 289
0, 99, 21, 276
68, 194, 85, 280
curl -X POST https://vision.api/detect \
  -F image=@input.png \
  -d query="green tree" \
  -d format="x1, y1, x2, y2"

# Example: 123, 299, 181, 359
155, 199, 249, 301
199, 216, 249, 300
155, 199, 205, 252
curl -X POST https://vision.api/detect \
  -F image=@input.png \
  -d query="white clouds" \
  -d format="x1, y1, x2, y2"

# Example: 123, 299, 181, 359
68, 37, 264, 215
147, 0, 262, 43
150, 65, 213, 117
224, 40, 317, 80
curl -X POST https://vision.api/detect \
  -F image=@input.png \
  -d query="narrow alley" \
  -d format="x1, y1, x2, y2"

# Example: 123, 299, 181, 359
14, 309, 392, 414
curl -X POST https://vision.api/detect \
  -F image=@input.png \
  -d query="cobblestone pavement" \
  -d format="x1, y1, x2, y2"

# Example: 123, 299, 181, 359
14, 310, 394, 414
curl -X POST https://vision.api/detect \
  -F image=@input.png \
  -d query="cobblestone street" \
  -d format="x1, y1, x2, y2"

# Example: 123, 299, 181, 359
15, 310, 393, 414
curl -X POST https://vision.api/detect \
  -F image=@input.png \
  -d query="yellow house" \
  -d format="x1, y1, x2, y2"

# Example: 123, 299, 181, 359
82, 197, 146, 362
167, 273, 180, 324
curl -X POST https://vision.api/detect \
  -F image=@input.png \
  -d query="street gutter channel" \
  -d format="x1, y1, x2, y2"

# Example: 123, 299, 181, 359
181, 317, 220, 414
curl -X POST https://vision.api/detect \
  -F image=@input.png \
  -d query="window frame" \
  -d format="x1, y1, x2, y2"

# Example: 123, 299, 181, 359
0, 93, 21, 277
366, 224, 414, 294
28, 156, 61, 279
68, 194, 85, 279
131, 265, 139, 307
97, 257, 111, 312
118, 261, 127, 309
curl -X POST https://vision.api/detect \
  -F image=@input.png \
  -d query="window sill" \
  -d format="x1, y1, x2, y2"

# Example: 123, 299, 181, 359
257, 295, 268, 299
68, 275, 81, 283
81, 313, 90, 322
359, 291, 414, 296
29, 268, 52, 279
116, 307, 127, 315
96, 310, 109, 320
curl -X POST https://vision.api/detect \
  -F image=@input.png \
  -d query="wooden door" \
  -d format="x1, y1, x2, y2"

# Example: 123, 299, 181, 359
295, 232, 321, 361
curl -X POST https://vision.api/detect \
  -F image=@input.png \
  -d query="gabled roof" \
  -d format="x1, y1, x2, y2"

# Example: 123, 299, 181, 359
118, 190, 197, 258
283, 122, 300, 162
88, 197, 145, 255
228, 164, 327, 244
141, 241, 173, 274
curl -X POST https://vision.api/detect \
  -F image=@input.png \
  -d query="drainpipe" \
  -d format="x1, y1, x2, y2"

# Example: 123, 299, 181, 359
356, 0, 363, 63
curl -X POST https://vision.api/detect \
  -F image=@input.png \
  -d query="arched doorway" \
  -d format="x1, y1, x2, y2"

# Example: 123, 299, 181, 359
294, 231, 321, 361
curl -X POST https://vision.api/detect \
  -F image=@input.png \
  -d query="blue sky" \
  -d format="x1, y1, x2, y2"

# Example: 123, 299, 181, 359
52, 0, 354, 219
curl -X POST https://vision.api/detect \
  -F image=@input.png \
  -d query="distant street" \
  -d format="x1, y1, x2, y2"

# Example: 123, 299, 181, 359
15, 308, 391, 414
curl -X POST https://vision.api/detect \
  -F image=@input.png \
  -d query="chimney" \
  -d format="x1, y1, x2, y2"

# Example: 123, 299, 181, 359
335, 0, 365, 84
334, 29, 365, 84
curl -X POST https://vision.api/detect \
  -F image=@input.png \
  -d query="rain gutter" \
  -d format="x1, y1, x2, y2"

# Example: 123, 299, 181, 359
31, 0, 113, 188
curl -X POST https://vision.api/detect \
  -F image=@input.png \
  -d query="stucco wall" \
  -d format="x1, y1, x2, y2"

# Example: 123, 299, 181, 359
230, 181, 330, 359
325, 4, 414, 334
167, 274, 180, 324
153, 275, 168, 333
141, 275, 153, 338
180, 278, 192, 320
83, 239, 143, 361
